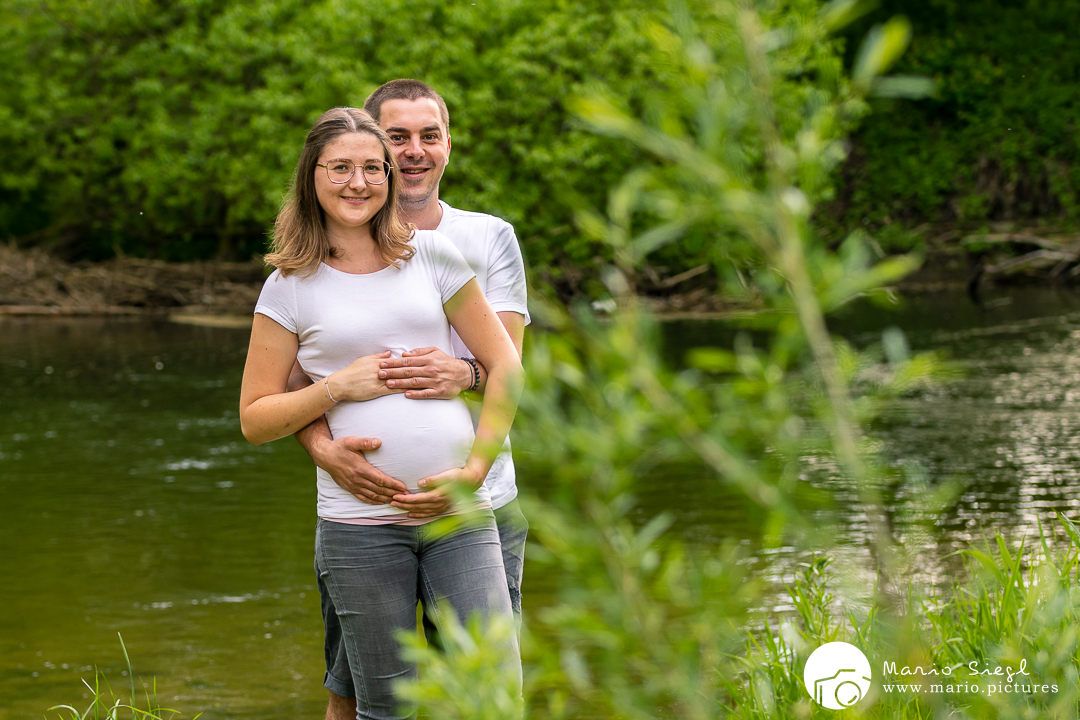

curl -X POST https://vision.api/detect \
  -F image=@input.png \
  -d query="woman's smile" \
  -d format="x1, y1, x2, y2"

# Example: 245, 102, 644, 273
315, 133, 390, 236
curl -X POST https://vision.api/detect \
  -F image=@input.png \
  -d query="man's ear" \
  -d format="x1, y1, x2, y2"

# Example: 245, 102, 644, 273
445, 134, 451, 166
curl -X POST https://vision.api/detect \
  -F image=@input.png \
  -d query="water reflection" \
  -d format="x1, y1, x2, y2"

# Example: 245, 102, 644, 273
842, 290, 1080, 557
4, 290, 1080, 716
0, 317, 325, 718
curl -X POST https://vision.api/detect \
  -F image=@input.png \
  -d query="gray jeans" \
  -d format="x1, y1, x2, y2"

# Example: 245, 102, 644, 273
315, 511, 519, 720
493, 499, 528, 617
421, 498, 528, 647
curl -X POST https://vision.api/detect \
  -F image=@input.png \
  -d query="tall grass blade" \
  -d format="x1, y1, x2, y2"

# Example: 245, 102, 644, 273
118, 633, 136, 709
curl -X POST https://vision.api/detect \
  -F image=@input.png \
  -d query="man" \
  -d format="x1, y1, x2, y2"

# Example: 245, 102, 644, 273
288, 79, 529, 720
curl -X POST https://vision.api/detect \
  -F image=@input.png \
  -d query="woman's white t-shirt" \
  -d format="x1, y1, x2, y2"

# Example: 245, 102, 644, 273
254, 230, 483, 519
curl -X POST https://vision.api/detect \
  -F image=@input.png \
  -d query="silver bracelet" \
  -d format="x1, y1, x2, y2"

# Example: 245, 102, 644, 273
324, 376, 338, 402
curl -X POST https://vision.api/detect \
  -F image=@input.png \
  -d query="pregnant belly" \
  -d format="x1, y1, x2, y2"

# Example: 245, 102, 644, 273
325, 395, 475, 492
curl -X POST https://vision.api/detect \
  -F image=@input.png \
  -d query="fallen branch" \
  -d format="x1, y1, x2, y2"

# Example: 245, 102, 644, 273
985, 249, 1078, 275
660, 264, 709, 288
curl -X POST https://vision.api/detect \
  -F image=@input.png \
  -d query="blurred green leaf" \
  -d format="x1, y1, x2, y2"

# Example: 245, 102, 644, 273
852, 16, 912, 90
819, 0, 878, 32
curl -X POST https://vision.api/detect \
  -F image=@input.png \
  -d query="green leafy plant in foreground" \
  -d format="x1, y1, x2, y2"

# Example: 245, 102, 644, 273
47, 634, 199, 720
730, 515, 1080, 719
398, 0, 1072, 718
398, 518, 1080, 719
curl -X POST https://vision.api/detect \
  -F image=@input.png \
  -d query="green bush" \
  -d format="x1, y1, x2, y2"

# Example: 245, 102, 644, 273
396, 1, 962, 717
390, 2, 1080, 715
0, 0, 846, 294
831, 0, 1080, 234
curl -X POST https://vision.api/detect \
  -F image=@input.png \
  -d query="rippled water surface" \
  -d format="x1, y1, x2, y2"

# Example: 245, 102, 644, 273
0, 318, 323, 718
842, 291, 1080, 544
4, 289, 1080, 717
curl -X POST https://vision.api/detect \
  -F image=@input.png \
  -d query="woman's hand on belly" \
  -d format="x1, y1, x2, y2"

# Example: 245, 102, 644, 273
389, 488, 452, 517
389, 462, 485, 518
328, 351, 407, 402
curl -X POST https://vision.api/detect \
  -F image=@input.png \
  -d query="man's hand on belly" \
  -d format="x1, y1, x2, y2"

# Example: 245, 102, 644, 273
317, 435, 408, 505
379, 347, 474, 400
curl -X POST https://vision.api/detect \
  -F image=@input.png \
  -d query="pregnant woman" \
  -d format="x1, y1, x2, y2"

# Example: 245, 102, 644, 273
238, 107, 523, 719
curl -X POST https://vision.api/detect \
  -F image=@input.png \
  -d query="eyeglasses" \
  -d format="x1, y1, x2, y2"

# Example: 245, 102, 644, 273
316, 159, 391, 185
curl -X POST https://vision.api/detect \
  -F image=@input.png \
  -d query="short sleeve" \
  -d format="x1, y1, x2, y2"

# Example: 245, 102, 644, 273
484, 222, 530, 324
253, 269, 298, 333
426, 231, 476, 303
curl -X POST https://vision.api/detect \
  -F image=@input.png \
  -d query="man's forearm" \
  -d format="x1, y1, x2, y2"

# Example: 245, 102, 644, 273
286, 360, 334, 464
294, 412, 335, 467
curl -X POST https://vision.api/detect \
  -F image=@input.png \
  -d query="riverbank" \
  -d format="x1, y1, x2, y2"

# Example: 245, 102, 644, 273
0, 244, 756, 321
879, 223, 1080, 297
0, 243, 264, 323
3, 233, 1077, 323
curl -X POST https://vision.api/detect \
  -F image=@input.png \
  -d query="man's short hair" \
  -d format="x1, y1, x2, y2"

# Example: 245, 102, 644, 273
364, 79, 450, 130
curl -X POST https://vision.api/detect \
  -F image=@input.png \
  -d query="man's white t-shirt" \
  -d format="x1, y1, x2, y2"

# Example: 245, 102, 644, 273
436, 200, 530, 510
255, 230, 487, 519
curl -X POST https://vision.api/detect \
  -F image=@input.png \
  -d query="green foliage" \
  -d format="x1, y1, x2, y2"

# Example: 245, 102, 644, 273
727, 522, 1080, 719
394, 1, 975, 718
0, 0, 848, 291
573, 0, 861, 292
832, 0, 1080, 234
1, 0, 662, 264
8, 0, 1075, 274
396, 612, 523, 720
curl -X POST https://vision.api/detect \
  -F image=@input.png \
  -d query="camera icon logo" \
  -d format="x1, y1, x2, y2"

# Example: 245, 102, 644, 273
803, 642, 872, 709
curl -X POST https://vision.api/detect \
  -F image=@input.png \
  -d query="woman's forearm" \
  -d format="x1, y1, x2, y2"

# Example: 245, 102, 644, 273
241, 376, 338, 445
440, 279, 525, 483
463, 359, 524, 481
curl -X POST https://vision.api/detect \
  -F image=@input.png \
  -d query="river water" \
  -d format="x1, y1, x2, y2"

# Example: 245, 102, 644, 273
3, 288, 1080, 718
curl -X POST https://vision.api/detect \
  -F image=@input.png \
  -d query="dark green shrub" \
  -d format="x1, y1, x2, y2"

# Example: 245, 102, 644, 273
0, 0, 846, 293
831, 0, 1080, 233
